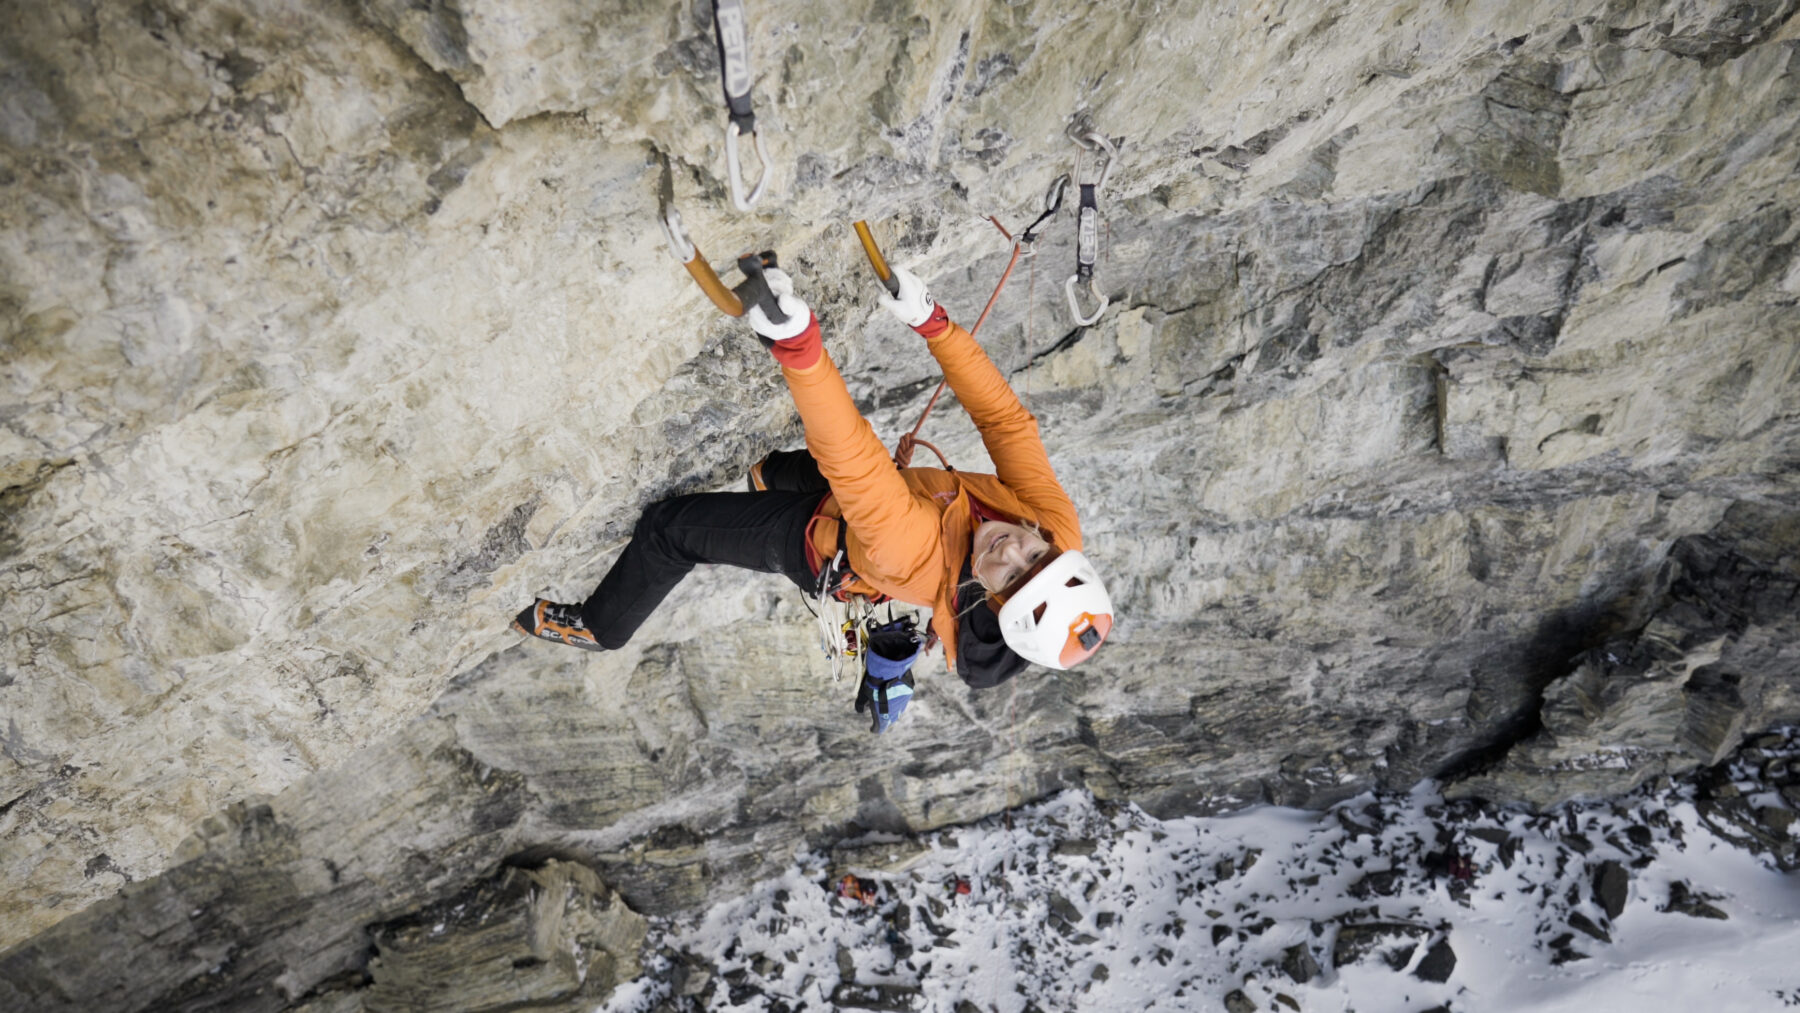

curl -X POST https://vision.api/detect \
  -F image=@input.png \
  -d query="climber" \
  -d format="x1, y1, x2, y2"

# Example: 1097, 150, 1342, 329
512, 262, 1114, 707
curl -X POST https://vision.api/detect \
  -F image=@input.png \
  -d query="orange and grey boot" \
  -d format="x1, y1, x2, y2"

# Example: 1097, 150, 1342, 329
745, 454, 770, 492
512, 598, 603, 651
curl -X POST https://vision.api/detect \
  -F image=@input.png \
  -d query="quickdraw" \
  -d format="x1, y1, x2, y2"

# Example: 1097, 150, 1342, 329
1064, 121, 1117, 327
810, 527, 878, 682
710, 0, 772, 211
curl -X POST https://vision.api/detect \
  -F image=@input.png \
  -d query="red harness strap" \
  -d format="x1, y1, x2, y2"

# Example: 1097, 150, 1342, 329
803, 502, 890, 604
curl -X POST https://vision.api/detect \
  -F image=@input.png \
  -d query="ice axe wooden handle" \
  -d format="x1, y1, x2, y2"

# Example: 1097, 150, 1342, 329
854, 221, 901, 297
683, 250, 746, 317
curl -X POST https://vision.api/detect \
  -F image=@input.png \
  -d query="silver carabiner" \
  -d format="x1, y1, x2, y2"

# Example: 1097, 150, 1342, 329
712, 0, 771, 212
724, 121, 771, 212
1065, 275, 1108, 326
1072, 129, 1117, 192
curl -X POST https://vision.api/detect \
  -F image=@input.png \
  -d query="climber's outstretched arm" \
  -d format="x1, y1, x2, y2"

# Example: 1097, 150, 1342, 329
747, 271, 940, 581
878, 269, 1082, 548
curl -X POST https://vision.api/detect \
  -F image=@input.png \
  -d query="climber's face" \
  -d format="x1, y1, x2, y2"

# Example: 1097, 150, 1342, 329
972, 520, 1050, 595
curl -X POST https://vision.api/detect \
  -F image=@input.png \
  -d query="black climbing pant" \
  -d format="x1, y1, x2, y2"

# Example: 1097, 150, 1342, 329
753, 446, 828, 492
579, 451, 828, 649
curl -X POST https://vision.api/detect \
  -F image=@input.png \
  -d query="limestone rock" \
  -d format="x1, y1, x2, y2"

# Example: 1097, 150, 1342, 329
1448, 505, 1800, 806
2, 0, 1799, 1007
1331, 921, 1434, 969
1278, 943, 1321, 984
364, 860, 646, 1012
1663, 880, 1729, 920
1412, 937, 1457, 983
830, 835, 936, 878
1593, 860, 1629, 921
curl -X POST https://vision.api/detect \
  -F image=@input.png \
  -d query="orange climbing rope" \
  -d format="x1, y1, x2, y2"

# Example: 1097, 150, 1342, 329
876, 216, 1027, 469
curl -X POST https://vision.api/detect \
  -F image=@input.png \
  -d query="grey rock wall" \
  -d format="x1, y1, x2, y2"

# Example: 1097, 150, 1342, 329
2, 0, 1798, 1007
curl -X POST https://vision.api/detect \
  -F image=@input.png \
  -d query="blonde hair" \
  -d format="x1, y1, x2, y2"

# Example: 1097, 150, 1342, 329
969, 519, 1059, 601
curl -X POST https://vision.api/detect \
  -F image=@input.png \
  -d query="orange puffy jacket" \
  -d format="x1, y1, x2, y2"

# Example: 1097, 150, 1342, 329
782, 319, 1083, 671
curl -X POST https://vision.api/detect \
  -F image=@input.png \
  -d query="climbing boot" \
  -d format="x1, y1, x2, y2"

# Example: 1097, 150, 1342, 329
512, 599, 603, 651
745, 454, 770, 492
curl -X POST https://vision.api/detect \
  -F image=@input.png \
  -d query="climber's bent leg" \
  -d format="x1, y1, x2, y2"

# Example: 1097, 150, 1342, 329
580, 489, 824, 649
747, 448, 829, 493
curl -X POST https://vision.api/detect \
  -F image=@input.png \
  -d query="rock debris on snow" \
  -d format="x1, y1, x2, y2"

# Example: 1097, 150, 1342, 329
599, 728, 1800, 1013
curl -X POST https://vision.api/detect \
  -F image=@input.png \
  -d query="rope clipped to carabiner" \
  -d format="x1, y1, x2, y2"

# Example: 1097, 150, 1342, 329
710, 0, 772, 211
1064, 122, 1117, 327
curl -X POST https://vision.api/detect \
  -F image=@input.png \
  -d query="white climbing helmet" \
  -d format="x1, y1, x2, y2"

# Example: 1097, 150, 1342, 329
996, 549, 1114, 670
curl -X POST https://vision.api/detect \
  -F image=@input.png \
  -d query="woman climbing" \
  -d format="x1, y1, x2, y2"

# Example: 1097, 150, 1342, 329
512, 264, 1114, 727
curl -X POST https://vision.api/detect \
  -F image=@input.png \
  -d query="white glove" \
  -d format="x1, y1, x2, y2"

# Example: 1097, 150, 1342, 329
747, 267, 813, 343
876, 267, 937, 328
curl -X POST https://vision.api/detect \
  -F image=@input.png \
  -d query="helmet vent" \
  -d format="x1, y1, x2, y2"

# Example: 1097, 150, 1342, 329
994, 549, 1113, 670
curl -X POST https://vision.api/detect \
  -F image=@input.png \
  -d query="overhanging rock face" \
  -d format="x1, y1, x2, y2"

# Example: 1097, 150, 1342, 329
2, 0, 1799, 1007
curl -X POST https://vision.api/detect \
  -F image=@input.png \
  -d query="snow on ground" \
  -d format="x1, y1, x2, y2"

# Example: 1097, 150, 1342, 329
600, 730, 1800, 1012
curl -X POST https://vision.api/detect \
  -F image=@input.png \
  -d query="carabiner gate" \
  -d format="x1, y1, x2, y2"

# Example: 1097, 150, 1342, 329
1065, 275, 1108, 327
724, 120, 772, 212
1071, 129, 1117, 192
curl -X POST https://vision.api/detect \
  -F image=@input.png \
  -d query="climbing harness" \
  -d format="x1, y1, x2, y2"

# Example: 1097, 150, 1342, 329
803, 519, 933, 694
710, 0, 772, 211
1064, 121, 1117, 327
805, 520, 883, 683
657, 156, 790, 323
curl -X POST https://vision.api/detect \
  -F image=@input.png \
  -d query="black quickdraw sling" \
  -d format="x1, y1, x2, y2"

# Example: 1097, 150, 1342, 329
709, 0, 772, 211
1064, 120, 1117, 326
